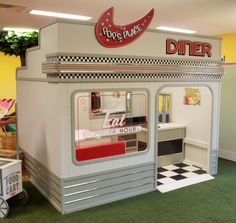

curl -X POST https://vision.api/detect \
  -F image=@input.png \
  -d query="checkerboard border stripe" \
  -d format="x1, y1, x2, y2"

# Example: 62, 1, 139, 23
45, 55, 223, 81
53, 55, 221, 67
57, 73, 222, 80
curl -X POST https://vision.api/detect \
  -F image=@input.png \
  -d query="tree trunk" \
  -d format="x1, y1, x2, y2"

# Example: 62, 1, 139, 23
20, 53, 26, 66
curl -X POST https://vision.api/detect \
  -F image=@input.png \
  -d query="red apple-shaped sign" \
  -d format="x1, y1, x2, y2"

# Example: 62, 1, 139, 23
95, 7, 154, 47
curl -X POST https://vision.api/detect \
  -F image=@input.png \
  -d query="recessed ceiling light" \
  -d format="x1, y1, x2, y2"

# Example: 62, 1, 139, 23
3, 27, 38, 32
29, 10, 91, 21
156, 26, 196, 34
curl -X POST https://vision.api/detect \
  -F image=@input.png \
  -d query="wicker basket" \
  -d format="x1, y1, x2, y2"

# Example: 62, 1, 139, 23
0, 150, 24, 159
0, 132, 16, 150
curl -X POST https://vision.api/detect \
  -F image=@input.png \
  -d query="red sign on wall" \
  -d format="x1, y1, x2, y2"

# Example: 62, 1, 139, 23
166, 38, 212, 57
95, 7, 154, 48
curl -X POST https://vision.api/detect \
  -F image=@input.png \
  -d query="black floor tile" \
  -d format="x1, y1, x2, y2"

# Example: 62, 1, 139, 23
158, 167, 168, 172
173, 168, 188, 174
193, 169, 206, 175
174, 163, 189, 168
171, 175, 187, 181
192, 165, 201, 168
157, 181, 163, 186
157, 174, 166, 179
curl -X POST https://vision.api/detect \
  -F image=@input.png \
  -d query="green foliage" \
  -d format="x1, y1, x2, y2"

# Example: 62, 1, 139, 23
0, 31, 38, 57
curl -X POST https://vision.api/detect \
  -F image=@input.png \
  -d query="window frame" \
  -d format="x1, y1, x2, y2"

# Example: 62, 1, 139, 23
71, 88, 150, 165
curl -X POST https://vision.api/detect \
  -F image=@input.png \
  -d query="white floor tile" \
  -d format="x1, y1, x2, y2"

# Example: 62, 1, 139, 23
158, 177, 177, 185
182, 165, 200, 172
160, 170, 178, 177
181, 172, 199, 178
162, 165, 178, 171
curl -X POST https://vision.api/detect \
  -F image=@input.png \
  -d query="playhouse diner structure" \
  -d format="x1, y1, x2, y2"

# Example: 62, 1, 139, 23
16, 9, 223, 214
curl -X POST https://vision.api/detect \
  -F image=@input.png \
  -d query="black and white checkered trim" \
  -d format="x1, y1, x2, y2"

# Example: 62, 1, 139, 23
48, 55, 221, 67
56, 72, 222, 80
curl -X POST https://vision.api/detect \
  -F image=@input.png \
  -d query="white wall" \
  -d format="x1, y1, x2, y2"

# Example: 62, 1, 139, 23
160, 86, 212, 169
17, 81, 61, 177
17, 23, 59, 79
16, 21, 221, 81
219, 65, 236, 162
57, 21, 221, 61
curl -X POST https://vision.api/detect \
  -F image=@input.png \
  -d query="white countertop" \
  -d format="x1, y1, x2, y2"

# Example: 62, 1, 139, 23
158, 123, 186, 131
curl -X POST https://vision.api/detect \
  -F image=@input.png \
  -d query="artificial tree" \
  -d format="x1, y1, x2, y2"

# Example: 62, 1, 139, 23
0, 31, 38, 66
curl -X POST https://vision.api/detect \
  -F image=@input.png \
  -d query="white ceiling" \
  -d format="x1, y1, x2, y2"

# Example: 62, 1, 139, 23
1, 0, 236, 36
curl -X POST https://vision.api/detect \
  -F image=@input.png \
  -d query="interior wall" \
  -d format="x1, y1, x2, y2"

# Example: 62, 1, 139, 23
216, 34, 236, 162
219, 65, 236, 161
0, 52, 20, 113
160, 86, 212, 168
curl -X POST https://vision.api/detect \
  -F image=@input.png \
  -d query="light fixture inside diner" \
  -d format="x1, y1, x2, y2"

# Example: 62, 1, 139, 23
29, 10, 92, 21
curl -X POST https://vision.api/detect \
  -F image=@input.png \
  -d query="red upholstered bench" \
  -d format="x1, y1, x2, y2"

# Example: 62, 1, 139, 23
76, 141, 126, 161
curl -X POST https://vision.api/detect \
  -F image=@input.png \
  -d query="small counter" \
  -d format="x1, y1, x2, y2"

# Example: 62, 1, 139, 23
157, 123, 186, 167
158, 123, 186, 131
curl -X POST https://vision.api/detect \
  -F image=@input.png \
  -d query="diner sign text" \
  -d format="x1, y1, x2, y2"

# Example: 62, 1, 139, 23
166, 38, 212, 57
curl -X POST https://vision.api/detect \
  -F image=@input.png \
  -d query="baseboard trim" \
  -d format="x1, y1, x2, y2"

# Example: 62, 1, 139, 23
219, 148, 236, 162
184, 159, 207, 170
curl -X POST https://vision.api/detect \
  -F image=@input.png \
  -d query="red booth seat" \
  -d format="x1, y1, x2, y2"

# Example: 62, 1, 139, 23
76, 141, 126, 161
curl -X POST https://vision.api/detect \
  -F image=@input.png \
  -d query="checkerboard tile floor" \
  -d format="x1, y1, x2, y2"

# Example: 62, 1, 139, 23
157, 162, 207, 186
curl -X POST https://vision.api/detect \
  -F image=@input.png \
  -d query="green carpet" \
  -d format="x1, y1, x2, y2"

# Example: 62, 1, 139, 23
4, 158, 236, 223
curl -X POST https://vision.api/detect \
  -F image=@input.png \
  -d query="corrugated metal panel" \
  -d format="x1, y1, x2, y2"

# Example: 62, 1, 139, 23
62, 163, 155, 213
24, 153, 62, 212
